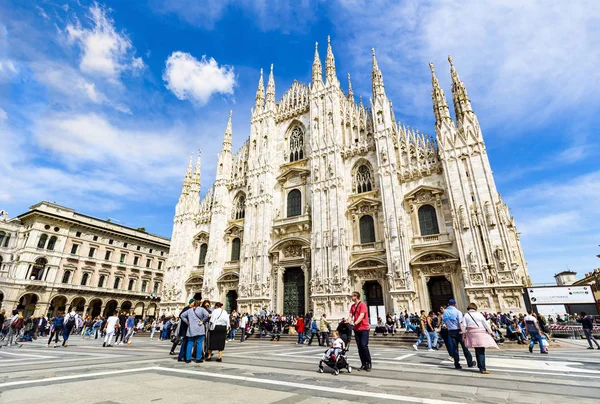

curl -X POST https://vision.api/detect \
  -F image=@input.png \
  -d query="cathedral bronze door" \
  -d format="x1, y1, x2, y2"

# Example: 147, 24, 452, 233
283, 267, 305, 316
428, 276, 454, 312
225, 290, 238, 313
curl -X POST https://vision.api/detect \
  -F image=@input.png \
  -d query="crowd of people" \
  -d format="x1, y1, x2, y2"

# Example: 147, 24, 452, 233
2, 297, 599, 369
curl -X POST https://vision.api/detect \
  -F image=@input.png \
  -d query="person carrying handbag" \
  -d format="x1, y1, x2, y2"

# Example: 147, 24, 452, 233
206, 302, 229, 362
461, 302, 499, 374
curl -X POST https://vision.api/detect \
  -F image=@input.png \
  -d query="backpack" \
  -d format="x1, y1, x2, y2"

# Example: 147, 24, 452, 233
65, 314, 76, 327
11, 318, 23, 329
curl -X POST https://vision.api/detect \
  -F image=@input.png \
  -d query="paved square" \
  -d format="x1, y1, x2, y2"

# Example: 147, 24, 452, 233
1, 336, 599, 403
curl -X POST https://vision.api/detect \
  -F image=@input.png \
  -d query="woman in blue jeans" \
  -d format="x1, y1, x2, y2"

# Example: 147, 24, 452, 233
180, 301, 210, 363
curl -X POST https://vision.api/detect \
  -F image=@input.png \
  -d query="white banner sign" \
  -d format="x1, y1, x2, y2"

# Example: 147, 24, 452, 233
528, 286, 596, 305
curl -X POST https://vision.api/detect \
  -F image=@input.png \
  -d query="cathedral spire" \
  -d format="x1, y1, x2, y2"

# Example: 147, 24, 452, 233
312, 42, 323, 84
325, 36, 338, 86
429, 62, 452, 125
190, 149, 202, 193
448, 55, 473, 122
222, 110, 233, 154
265, 64, 276, 110
254, 68, 265, 115
371, 48, 386, 99
347, 73, 354, 103
180, 152, 193, 196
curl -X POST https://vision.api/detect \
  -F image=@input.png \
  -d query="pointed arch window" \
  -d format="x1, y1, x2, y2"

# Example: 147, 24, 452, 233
233, 194, 246, 220
98, 275, 106, 288
231, 238, 241, 261
287, 189, 302, 217
289, 126, 304, 162
81, 273, 89, 286
62, 271, 71, 284
37, 234, 48, 249
418, 205, 440, 236
355, 165, 373, 194
199, 243, 208, 265
47, 236, 57, 251
359, 215, 376, 244
114, 278, 121, 289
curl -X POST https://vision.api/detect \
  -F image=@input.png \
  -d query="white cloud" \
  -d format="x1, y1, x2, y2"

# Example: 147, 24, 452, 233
0, 107, 7, 121
36, 6, 50, 21
163, 51, 235, 104
36, 63, 108, 103
66, 2, 143, 80
505, 171, 600, 282
335, 0, 600, 129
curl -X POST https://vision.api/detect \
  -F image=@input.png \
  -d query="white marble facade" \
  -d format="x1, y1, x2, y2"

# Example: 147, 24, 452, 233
161, 38, 530, 318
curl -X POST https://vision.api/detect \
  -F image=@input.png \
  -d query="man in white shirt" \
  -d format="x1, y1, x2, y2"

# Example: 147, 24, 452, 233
524, 311, 545, 354
103, 312, 119, 347
239, 314, 248, 343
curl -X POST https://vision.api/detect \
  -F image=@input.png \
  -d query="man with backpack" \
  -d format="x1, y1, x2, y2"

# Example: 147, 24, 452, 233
1, 310, 23, 348
62, 309, 78, 347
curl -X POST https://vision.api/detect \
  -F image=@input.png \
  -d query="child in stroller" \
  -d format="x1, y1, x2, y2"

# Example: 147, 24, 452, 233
318, 331, 352, 375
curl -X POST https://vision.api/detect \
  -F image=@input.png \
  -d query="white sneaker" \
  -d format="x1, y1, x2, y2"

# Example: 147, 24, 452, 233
412, 344, 418, 351
428, 348, 435, 352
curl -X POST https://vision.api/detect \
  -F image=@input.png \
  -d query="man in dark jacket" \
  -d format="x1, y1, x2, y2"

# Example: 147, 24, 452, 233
577, 312, 600, 350
173, 299, 195, 360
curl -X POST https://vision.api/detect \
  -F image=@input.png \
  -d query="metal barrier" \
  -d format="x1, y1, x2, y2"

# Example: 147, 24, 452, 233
548, 324, 600, 339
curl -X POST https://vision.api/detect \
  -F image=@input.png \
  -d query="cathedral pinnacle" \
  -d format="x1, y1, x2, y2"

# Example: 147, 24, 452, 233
448, 55, 473, 122
312, 42, 323, 84
266, 64, 276, 110
429, 62, 452, 125
222, 110, 233, 154
191, 149, 202, 192
347, 73, 354, 103
181, 152, 194, 196
325, 36, 338, 86
254, 68, 265, 114
371, 48, 385, 98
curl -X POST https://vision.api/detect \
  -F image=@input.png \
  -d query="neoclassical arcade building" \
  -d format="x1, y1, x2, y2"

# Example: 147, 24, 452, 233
0, 202, 168, 318
161, 38, 530, 320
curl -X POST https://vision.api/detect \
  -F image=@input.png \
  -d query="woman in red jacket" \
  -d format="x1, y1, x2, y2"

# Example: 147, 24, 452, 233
295, 316, 306, 344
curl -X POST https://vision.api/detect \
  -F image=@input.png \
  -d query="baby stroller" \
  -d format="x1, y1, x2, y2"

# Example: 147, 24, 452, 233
318, 348, 352, 375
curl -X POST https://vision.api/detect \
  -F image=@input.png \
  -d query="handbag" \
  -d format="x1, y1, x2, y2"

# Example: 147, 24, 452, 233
209, 310, 224, 331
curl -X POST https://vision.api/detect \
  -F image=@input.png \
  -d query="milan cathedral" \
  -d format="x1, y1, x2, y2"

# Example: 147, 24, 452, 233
160, 37, 530, 319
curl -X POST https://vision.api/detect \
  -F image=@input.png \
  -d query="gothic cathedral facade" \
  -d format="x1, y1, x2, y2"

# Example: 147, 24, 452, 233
161, 38, 530, 319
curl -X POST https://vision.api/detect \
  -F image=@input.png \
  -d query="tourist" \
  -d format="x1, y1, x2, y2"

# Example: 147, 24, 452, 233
180, 300, 209, 363
319, 313, 331, 346
207, 302, 229, 362
462, 302, 499, 374
442, 299, 475, 370
295, 315, 306, 344
577, 312, 600, 350
62, 308, 77, 347
150, 319, 157, 340
228, 310, 238, 342
413, 310, 434, 351
171, 300, 195, 358
115, 311, 127, 345
524, 310, 546, 354
385, 312, 396, 335
123, 313, 135, 344
349, 291, 371, 371
308, 317, 321, 346
47, 312, 64, 348
103, 311, 119, 347
239, 312, 248, 343
507, 321, 525, 344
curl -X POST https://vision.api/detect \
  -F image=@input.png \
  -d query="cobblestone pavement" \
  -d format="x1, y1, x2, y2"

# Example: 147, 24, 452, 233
1, 335, 599, 403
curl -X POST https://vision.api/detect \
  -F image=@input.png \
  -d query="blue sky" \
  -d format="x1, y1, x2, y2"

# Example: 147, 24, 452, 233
1, 1, 599, 283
